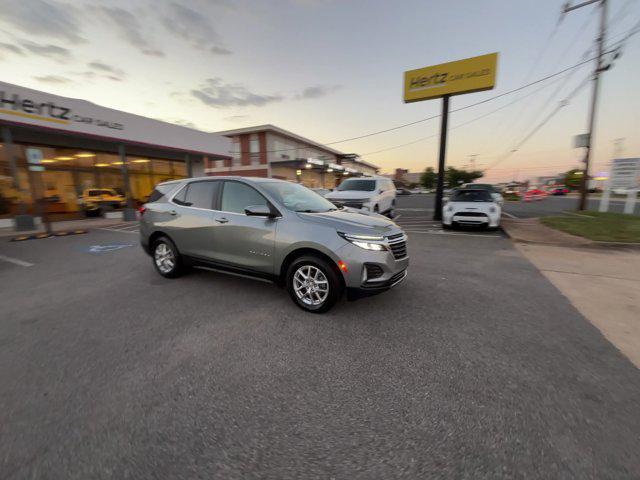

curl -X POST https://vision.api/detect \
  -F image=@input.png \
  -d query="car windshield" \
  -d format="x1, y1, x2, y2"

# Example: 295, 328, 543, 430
464, 184, 495, 192
258, 181, 337, 213
451, 190, 493, 202
336, 179, 376, 192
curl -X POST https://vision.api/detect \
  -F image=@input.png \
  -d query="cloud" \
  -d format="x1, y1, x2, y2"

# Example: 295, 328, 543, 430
162, 3, 231, 55
224, 115, 250, 123
295, 85, 341, 100
88, 61, 126, 79
0, 42, 23, 56
191, 78, 283, 108
160, 118, 200, 129
0, 0, 85, 43
18, 40, 72, 62
34, 75, 72, 84
70, 69, 122, 83
91, 6, 165, 57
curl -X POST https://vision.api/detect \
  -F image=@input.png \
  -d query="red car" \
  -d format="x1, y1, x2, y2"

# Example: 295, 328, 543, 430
524, 189, 547, 202
550, 186, 569, 195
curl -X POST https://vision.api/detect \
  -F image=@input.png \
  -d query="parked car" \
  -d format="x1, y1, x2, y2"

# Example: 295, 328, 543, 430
396, 187, 412, 195
524, 188, 547, 201
140, 177, 409, 313
79, 188, 126, 216
311, 188, 331, 197
442, 188, 501, 230
550, 186, 569, 195
325, 176, 397, 216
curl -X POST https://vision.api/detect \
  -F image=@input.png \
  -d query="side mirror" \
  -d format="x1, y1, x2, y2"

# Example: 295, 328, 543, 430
245, 204, 276, 217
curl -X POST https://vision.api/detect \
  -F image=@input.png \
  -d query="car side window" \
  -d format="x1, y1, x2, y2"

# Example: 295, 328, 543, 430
221, 181, 268, 214
173, 181, 218, 209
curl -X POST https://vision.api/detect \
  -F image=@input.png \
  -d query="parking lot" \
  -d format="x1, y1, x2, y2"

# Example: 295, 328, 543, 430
1, 215, 640, 479
395, 193, 640, 218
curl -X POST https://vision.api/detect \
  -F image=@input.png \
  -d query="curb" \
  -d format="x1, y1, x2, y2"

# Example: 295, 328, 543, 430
501, 218, 640, 251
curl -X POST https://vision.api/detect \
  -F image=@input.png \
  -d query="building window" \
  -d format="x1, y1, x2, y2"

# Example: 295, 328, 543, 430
232, 138, 241, 167
250, 134, 260, 165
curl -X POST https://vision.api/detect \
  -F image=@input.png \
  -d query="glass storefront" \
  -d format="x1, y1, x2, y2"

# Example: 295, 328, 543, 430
0, 143, 187, 219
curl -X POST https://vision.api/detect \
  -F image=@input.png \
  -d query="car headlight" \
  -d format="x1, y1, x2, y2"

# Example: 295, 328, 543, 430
338, 232, 387, 251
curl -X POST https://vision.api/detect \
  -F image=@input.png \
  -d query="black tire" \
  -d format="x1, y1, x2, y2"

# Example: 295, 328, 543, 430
151, 236, 184, 278
442, 222, 453, 230
286, 255, 342, 313
373, 205, 379, 214
388, 200, 396, 218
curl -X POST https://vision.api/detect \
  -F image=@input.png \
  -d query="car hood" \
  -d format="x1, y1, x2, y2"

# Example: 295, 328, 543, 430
297, 209, 399, 235
449, 202, 495, 212
325, 191, 374, 200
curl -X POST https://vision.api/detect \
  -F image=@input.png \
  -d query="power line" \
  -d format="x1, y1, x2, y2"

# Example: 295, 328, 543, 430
488, 10, 596, 153
361, 71, 571, 157
483, 74, 591, 172
234, 54, 607, 155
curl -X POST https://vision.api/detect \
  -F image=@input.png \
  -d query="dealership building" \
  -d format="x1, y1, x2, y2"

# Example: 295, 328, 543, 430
206, 124, 379, 188
0, 81, 231, 227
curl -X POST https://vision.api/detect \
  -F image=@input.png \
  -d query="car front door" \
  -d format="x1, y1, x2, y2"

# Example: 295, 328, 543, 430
164, 180, 220, 259
211, 180, 277, 274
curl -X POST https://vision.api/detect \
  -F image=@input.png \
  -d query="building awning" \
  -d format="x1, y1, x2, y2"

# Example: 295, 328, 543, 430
0, 81, 231, 158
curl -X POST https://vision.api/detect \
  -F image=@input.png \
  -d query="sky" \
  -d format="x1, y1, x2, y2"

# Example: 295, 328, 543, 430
0, 0, 638, 183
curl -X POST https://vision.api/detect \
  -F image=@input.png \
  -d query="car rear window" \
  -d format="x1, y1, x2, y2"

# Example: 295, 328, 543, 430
148, 183, 180, 203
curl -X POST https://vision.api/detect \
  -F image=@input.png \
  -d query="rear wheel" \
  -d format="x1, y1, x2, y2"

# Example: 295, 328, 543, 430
152, 236, 184, 278
286, 256, 342, 313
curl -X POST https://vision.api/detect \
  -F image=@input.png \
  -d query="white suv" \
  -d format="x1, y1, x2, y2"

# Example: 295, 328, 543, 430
325, 177, 396, 216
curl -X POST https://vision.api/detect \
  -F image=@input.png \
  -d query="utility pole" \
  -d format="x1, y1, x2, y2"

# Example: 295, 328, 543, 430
562, 0, 608, 210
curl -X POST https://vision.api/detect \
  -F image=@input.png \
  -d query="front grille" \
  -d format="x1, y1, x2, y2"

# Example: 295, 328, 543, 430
454, 211, 486, 217
365, 263, 384, 280
387, 233, 407, 260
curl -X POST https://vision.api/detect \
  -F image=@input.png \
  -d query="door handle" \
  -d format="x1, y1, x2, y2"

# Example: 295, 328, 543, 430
168, 210, 177, 216
215, 217, 229, 224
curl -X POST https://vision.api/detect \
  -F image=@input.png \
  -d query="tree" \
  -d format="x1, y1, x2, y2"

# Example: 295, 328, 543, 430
421, 167, 436, 189
563, 169, 584, 189
446, 166, 483, 187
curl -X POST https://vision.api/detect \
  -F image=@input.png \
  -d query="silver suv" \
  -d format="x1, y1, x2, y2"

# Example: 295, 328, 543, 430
140, 177, 408, 313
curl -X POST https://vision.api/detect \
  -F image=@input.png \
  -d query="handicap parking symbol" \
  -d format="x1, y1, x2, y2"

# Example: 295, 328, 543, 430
84, 244, 133, 254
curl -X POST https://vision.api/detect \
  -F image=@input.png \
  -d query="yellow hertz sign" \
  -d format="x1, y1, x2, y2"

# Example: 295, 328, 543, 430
404, 53, 498, 103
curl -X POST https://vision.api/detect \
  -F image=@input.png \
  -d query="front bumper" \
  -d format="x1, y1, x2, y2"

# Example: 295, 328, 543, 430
335, 234, 409, 298
443, 210, 500, 227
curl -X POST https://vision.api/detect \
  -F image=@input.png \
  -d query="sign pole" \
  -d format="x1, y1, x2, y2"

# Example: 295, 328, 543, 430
433, 94, 450, 221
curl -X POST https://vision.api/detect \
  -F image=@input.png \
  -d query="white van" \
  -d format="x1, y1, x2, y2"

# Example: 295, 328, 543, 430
325, 176, 397, 216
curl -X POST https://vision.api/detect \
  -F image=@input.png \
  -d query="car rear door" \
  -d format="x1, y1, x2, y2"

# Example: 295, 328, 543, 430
210, 180, 277, 274
164, 180, 220, 259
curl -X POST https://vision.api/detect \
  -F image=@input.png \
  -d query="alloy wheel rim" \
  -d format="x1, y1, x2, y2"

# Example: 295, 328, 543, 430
154, 243, 175, 274
293, 265, 329, 306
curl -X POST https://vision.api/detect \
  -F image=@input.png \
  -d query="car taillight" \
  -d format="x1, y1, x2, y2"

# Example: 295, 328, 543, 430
138, 206, 147, 216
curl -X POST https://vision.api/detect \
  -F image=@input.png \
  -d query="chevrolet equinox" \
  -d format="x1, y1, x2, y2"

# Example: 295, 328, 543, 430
140, 177, 408, 313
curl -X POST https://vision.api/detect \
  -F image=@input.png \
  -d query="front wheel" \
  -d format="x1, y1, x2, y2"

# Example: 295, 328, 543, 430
286, 256, 342, 313
152, 236, 184, 278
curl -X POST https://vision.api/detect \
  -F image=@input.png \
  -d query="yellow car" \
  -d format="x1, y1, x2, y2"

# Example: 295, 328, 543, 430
79, 188, 127, 216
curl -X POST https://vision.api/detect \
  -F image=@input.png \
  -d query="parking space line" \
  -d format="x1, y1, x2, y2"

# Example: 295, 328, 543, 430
0, 254, 34, 267
502, 211, 518, 219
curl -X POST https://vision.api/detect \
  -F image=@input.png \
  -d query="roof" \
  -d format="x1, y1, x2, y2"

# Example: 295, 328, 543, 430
214, 124, 345, 156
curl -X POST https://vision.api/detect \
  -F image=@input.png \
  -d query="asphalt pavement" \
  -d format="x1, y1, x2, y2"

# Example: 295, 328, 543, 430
1, 224, 639, 479
395, 193, 640, 218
